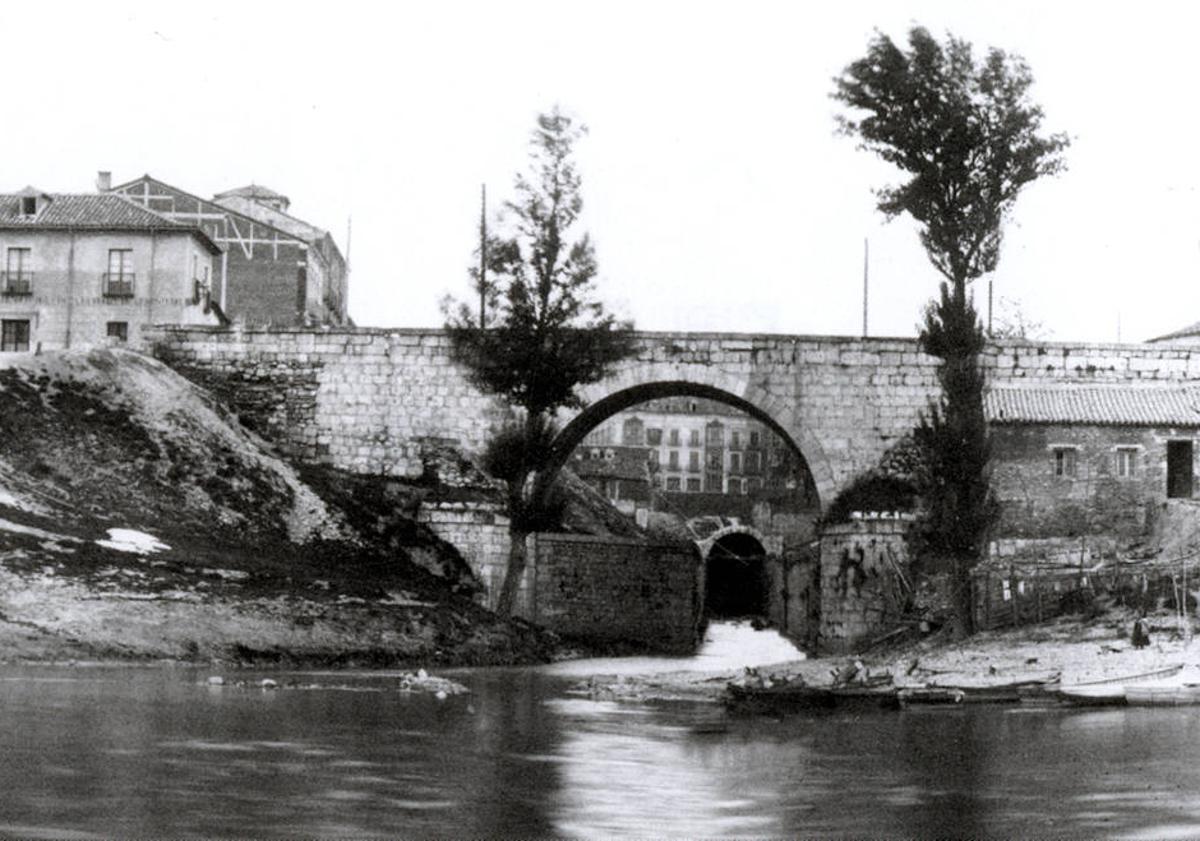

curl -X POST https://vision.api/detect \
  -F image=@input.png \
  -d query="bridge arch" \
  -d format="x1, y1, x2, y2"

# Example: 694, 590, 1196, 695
702, 528, 771, 619
542, 380, 834, 511
694, 523, 776, 560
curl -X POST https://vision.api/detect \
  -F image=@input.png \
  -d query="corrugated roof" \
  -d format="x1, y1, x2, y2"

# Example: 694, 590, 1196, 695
0, 193, 221, 254
987, 385, 1200, 426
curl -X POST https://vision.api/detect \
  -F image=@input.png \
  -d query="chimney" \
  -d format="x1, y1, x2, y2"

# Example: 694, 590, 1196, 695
96, 170, 112, 192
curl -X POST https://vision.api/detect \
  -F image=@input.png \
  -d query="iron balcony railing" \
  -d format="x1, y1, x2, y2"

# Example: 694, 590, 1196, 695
0, 271, 32, 295
102, 273, 135, 298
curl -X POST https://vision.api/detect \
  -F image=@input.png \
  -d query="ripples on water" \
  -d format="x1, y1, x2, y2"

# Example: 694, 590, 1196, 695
2, 623, 1200, 838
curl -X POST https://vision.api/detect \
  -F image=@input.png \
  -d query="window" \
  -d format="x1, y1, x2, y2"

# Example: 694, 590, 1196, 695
745, 451, 761, 473
708, 452, 722, 469
1053, 447, 1077, 478
4, 248, 31, 294
646, 428, 663, 446
686, 477, 702, 492
622, 418, 644, 446
706, 422, 724, 446
666, 477, 681, 491
668, 450, 679, 470
20, 196, 36, 216
106, 321, 128, 342
647, 449, 660, 466
668, 429, 680, 447
104, 249, 134, 297
731, 431, 741, 449
688, 451, 700, 472
689, 429, 700, 447
730, 452, 742, 473
1, 319, 29, 352
749, 431, 761, 448
1116, 447, 1138, 478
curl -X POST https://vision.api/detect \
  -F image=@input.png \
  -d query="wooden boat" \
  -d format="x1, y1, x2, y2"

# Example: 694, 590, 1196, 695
896, 687, 965, 708
1057, 684, 1128, 706
1056, 664, 1185, 707
1124, 682, 1200, 706
725, 677, 898, 714
954, 677, 1060, 704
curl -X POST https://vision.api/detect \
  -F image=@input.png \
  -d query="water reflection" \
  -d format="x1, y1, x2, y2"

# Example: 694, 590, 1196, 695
2, 651, 1200, 837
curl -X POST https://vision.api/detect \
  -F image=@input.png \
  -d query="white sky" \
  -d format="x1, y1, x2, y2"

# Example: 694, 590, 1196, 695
7, 1, 1200, 342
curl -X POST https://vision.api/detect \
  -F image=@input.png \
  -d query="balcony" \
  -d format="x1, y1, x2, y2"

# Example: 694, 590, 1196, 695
0, 271, 32, 296
102, 273, 135, 298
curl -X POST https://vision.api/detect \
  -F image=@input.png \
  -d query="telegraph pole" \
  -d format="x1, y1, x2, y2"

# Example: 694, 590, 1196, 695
862, 238, 869, 337
479, 184, 487, 329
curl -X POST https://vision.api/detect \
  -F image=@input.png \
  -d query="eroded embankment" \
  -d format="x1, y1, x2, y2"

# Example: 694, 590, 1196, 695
0, 348, 555, 666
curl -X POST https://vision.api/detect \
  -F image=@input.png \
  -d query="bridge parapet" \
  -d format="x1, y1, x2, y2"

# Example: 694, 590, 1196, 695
144, 324, 1200, 508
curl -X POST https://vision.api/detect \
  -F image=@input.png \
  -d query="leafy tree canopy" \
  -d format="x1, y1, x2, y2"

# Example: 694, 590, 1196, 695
833, 26, 1070, 288
446, 108, 635, 422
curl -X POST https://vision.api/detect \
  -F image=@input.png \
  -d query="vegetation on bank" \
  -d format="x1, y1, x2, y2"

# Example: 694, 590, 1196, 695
0, 348, 557, 666
833, 27, 1070, 633
444, 107, 637, 616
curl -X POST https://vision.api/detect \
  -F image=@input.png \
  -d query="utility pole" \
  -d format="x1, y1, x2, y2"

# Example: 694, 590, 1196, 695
479, 184, 487, 329
862, 238, 869, 337
987, 278, 994, 337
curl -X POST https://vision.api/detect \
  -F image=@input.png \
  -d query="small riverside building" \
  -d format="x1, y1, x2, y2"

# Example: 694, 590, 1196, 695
986, 383, 1200, 557
0, 188, 222, 352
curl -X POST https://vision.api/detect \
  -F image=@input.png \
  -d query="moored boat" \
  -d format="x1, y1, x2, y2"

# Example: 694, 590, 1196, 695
725, 675, 898, 713
1124, 682, 1200, 706
896, 687, 965, 708
1056, 664, 1186, 707
1057, 684, 1127, 706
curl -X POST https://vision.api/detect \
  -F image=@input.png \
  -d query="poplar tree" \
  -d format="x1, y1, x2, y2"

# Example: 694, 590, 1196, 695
445, 108, 635, 616
833, 27, 1069, 632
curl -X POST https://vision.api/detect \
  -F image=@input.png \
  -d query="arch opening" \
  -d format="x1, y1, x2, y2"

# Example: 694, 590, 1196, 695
705, 532, 768, 619
543, 381, 823, 512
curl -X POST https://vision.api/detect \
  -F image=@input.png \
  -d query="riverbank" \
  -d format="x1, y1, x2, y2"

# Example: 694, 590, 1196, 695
0, 349, 557, 667
574, 607, 1200, 703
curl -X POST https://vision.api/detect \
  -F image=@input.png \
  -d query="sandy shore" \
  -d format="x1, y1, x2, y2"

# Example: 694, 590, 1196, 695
572, 610, 1200, 703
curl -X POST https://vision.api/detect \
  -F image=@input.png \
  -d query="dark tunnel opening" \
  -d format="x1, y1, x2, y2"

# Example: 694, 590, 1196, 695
705, 532, 768, 619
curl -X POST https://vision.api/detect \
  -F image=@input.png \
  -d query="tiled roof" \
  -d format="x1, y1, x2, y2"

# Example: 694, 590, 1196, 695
213, 184, 288, 203
1148, 321, 1200, 343
0, 192, 221, 253
986, 385, 1200, 426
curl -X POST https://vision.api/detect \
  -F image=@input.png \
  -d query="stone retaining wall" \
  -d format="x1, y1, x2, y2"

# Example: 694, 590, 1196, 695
818, 519, 912, 653
527, 533, 702, 653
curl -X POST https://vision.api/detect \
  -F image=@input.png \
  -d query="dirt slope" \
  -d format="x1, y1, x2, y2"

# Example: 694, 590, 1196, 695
0, 349, 554, 666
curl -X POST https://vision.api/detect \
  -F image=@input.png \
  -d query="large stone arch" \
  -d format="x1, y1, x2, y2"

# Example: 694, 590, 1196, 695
542, 378, 834, 511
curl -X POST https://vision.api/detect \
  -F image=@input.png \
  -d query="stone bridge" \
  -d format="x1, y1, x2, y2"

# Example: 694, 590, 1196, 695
146, 325, 1197, 508
144, 325, 1200, 649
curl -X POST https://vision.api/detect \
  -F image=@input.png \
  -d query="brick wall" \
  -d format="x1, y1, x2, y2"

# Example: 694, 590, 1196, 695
527, 533, 703, 653
818, 519, 912, 653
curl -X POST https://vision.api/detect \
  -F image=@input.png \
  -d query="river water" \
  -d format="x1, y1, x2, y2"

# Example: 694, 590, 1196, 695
2, 623, 1200, 839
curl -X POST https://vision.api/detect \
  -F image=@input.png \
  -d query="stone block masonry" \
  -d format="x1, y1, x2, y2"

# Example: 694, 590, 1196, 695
818, 519, 912, 654
147, 326, 1200, 511
144, 325, 1200, 612
527, 533, 703, 653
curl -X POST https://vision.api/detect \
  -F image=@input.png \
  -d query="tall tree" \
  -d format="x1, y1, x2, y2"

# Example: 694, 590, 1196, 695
445, 107, 635, 615
834, 27, 1068, 633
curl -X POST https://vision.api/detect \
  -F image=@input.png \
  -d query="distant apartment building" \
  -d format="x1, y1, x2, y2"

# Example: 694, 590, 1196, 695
0, 187, 221, 352
109, 174, 348, 327
573, 397, 815, 509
